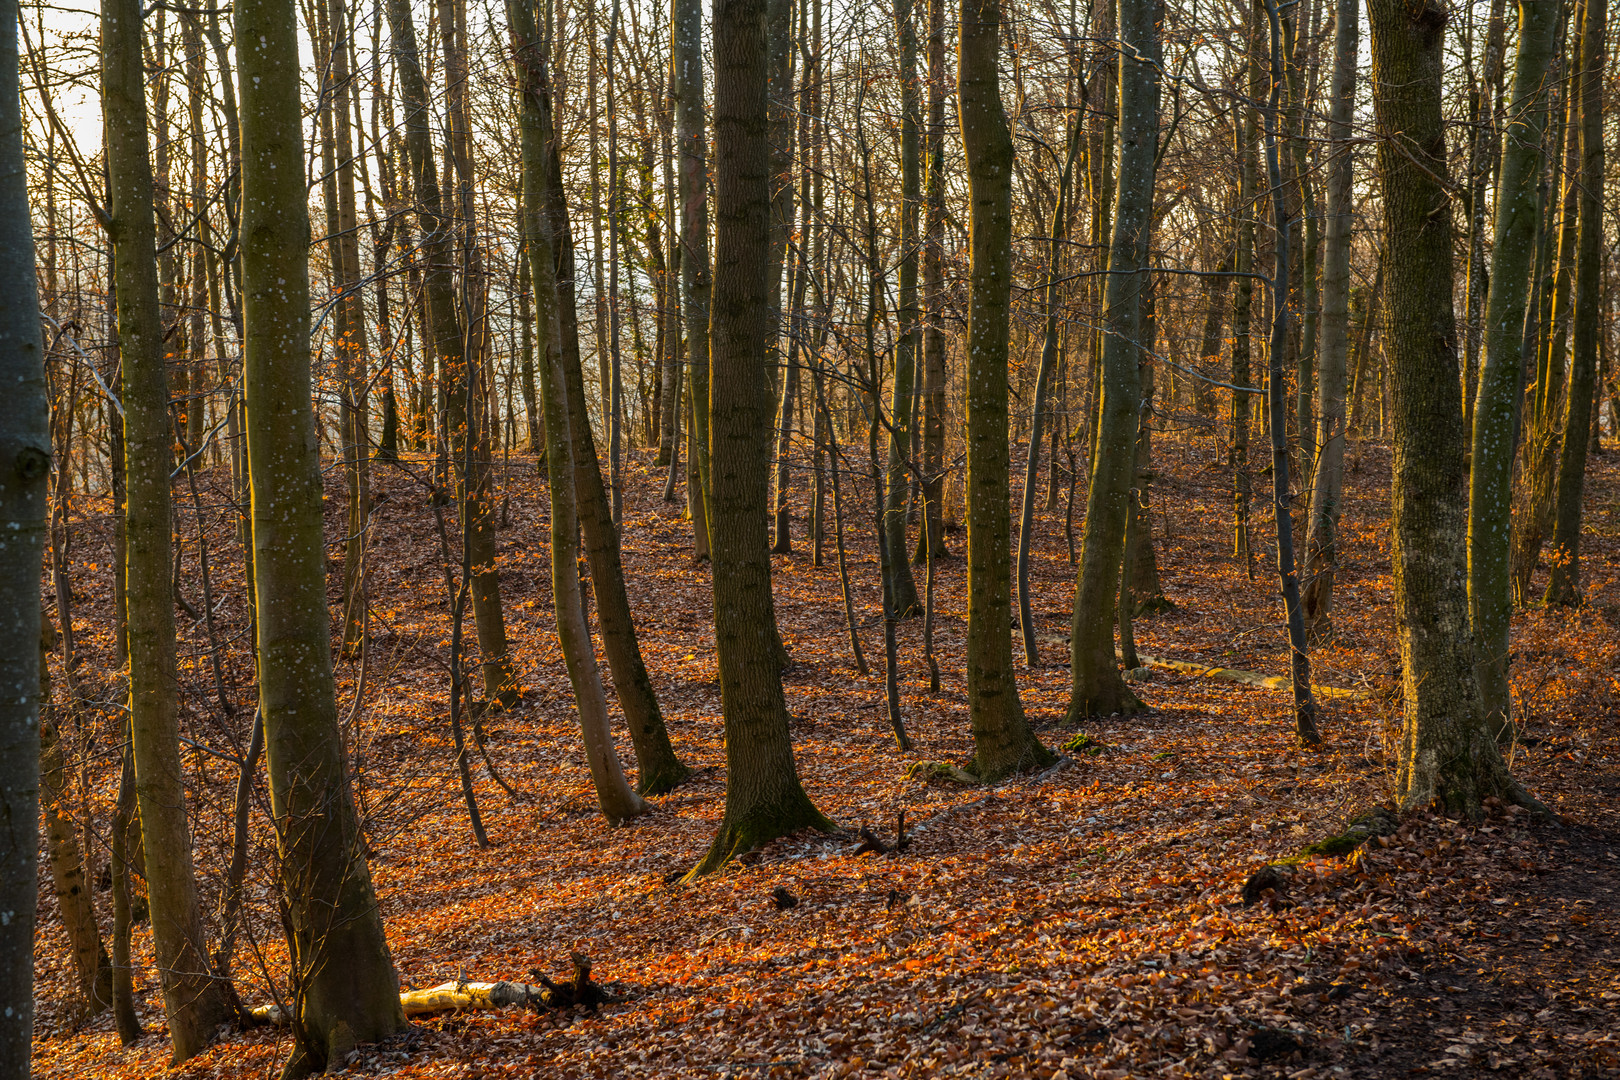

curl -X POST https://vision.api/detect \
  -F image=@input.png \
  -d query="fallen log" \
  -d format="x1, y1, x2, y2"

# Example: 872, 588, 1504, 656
1131, 653, 1366, 700
250, 954, 611, 1024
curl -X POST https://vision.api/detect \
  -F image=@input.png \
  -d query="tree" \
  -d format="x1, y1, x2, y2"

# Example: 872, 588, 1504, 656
1543, 0, 1603, 607
914, 0, 949, 565
0, 0, 48, 1062
101, 0, 238, 1055
511, 0, 649, 824
884, 0, 923, 616
1066, 0, 1161, 723
237, 0, 406, 1064
1468, 0, 1559, 736
1301, 0, 1358, 634
674, 0, 712, 560
1368, 0, 1531, 816
688, 0, 831, 875
959, 0, 1053, 775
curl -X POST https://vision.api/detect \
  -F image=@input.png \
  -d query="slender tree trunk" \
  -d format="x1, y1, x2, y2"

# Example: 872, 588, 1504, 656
1543, 0, 1603, 606
1260, 0, 1321, 744
1301, 0, 1358, 635
238, 0, 406, 1065
101, 0, 237, 1055
1018, 109, 1083, 666
1230, 23, 1260, 574
39, 621, 113, 1018
1192, 255, 1231, 420
1369, 0, 1531, 817
1468, 0, 1558, 737
689, 0, 831, 875
674, 0, 712, 560
960, 0, 1053, 775
915, 0, 948, 563
1066, 0, 1161, 722
0, 11, 47, 1054
511, 7, 649, 822
884, 0, 923, 613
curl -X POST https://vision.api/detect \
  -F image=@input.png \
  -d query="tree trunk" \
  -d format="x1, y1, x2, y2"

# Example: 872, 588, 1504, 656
960, 0, 1054, 775
674, 0, 712, 560
689, 0, 832, 875
1543, 0, 1603, 606
1369, 0, 1528, 817
1230, 22, 1260, 573
102, 0, 238, 1055
511, 8, 650, 823
1066, 0, 1161, 722
0, 10, 47, 1055
1468, 0, 1559, 737
39, 618, 113, 1018
885, 0, 923, 614
1301, 0, 1357, 635
915, 0, 949, 563
238, 0, 406, 1066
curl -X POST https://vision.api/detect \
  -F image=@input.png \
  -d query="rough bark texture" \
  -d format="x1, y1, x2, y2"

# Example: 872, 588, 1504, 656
1543, 0, 1603, 607
238, 0, 406, 1067
1369, 0, 1521, 817
1468, 0, 1559, 735
102, 0, 237, 1055
689, 0, 831, 876
0, 3, 48, 1058
511, 10, 649, 824
885, 0, 923, 614
1066, 0, 1160, 722
959, 0, 1053, 776
915, 0, 949, 563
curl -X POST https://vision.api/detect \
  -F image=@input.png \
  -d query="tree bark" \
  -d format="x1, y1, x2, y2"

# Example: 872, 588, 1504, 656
884, 0, 923, 614
238, 0, 406, 1065
1066, 0, 1161, 722
1468, 0, 1559, 736
674, 0, 712, 560
0, 4, 47, 1056
101, 0, 238, 1055
1301, 0, 1357, 635
511, 7, 650, 823
1369, 0, 1528, 817
689, 0, 832, 875
960, 0, 1054, 774
915, 0, 949, 563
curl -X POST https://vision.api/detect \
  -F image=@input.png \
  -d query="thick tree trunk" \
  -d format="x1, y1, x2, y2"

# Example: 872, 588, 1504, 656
1301, 0, 1358, 635
1543, 0, 1603, 606
0, 8, 47, 1057
101, 0, 238, 1055
674, 0, 712, 560
960, 0, 1053, 775
238, 0, 406, 1067
511, 11, 649, 823
689, 0, 831, 875
1369, 0, 1528, 817
1066, 0, 1161, 722
1468, 0, 1559, 736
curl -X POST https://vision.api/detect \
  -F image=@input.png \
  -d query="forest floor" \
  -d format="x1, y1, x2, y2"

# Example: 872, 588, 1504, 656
29, 427, 1620, 1079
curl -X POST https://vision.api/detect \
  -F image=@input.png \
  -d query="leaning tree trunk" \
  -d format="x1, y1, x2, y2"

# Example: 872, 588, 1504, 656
1066, 0, 1161, 722
1468, 0, 1559, 738
101, 0, 238, 1056
1369, 0, 1531, 817
237, 0, 406, 1068
959, 0, 1053, 776
674, 0, 713, 560
533, 18, 691, 797
1543, 0, 1603, 607
0, 3, 48, 1059
689, 0, 832, 876
1301, 0, 1358, 635
511, 10, 649, 823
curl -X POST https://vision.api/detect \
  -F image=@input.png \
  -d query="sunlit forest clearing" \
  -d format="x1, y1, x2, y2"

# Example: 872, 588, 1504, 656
4, 0, 1620, 1072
